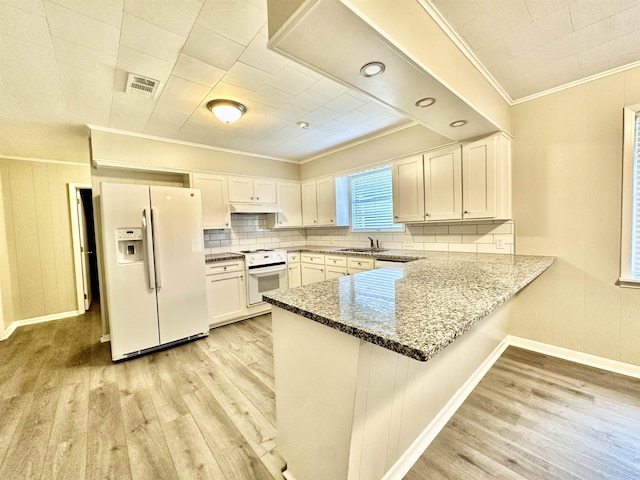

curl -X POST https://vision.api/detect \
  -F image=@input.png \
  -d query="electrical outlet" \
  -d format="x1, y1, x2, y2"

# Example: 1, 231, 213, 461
495, 237, 505, 249
403, 239, 414, 248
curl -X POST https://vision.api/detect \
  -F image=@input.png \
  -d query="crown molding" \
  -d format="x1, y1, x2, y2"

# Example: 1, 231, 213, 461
511, 60, 640, 105
0, 154, 90, 167
86, 125, 299, 164
416, 0, 514, 105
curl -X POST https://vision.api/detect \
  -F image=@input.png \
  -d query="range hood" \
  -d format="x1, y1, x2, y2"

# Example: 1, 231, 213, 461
229, 203, 282, 214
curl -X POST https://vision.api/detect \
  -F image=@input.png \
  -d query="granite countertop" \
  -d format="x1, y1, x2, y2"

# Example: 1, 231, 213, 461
205, 252, 245, 263
263, 252, 555, 362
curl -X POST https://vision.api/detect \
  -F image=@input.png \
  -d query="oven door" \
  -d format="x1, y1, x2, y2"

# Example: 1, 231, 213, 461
246, 264, 288, 306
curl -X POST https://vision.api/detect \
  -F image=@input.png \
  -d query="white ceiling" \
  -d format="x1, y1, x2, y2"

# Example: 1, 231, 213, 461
0, 0, 411, 164
2, 0, 640, 165
430, 0, 640, 101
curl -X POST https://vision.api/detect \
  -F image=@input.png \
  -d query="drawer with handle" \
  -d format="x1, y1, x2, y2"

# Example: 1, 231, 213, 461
206, 260, 244, 276
301, 253, 324, 265
324, 255, 347, 267
347, 257, 375, 270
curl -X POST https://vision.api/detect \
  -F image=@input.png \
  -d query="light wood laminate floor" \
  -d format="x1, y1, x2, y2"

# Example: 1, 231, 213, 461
2, 307, 640, 480
0, 305, 283, 480
405, 346, 640, 480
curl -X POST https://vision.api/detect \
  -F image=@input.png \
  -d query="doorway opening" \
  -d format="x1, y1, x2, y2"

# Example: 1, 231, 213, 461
69, 184, 99, 312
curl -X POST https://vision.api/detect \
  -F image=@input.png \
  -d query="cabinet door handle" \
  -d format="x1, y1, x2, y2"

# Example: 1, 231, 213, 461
314, 220, 317, 223
330, 219, 334, 222
394, 215, 399, 219
240, 275, 244, 281
463, 210, 468, 215
426, 213, 430, 217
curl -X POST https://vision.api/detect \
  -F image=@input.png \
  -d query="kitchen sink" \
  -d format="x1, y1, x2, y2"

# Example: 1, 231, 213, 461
336, 247, 388, 253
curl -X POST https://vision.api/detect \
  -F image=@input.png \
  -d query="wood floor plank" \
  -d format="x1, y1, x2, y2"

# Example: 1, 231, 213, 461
162, 414, 227, 480
40, 381, 89, 480
196, 363, 278, 457
119, 388, 180, 480
183, 386, 275, 480
86, 383, 132, 480
0, 386, 61, 480
0, 393, 33, 469
1, 344, 51, 400
145, 349, 194, 424
203, 349, 276, 425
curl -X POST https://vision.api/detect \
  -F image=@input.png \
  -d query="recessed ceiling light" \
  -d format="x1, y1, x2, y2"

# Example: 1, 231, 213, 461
360, 62, 385, 77
415, 97, 436, 108
297, 121, 310, 129
206, 99, 246, 124
449, 120, 467, 127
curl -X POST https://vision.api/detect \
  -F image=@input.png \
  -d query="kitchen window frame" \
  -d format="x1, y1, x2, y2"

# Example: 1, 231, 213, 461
619, 103, 640, 287
348, 165, 404, 234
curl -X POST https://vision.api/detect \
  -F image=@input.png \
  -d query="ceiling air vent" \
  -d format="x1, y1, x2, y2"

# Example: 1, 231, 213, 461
125, 73, 161, 98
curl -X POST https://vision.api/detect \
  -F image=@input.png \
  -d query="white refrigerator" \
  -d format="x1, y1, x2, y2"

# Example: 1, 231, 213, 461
100, 182, 209, 361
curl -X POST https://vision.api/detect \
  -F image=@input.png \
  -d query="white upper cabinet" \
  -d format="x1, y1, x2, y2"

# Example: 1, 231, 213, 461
301, 176, 349, 227
461, 134, 513, 220
316, 176, 337, 226
425, 146, 462, 221
301, 180, 318, 226
191, 173, 231, 229
228, 176, 277, 204
269, 180, 302, 228
392, 155, 425, 223
392, 133, 511, 223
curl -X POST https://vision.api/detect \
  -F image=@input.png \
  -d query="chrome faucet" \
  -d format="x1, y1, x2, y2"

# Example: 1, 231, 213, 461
368, 236, 374, 248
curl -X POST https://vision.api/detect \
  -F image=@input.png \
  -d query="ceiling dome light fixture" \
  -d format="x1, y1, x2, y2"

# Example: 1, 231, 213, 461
449, 120, 467, 127
297, 121, 310, 129
415, 97, 436, 108
206, 99, 246, 124
360, 61, 385, 77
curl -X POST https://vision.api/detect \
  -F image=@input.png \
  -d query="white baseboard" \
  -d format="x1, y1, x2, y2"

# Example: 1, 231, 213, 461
382, 337, 511, 480
506, 335, 640, 380
1, 310, 81, 341
100, 334, 111, 344
383, 335, 640, 479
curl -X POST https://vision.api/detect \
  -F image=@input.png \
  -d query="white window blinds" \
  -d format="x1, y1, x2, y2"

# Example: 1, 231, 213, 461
350, 166, 402, 232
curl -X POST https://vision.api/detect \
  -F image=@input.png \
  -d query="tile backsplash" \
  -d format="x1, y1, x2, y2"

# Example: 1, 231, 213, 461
204, 214, 306, 253
204, 215, 514, 254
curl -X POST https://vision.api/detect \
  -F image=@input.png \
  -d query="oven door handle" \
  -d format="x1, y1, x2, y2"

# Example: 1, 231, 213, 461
247, 264, 287, 275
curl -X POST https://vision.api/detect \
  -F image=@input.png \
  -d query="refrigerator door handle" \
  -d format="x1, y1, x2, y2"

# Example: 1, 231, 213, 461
151, 207, 162, 288
142, 208, 156, 290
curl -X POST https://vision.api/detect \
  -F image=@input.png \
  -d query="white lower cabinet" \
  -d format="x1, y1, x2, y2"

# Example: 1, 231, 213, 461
288, 253, 302, 288
347, 257, 375, 274
301, 253, 325, 285
206, 260, 247, 327
325, 255, 348, 279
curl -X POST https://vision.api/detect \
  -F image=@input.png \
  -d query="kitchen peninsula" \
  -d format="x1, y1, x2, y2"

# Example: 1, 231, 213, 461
263, 252, 554, 480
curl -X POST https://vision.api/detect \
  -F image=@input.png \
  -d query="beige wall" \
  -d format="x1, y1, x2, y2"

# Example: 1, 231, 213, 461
0, 158, 91, 325
90, 129, 301, 181
300, 124, 451, 180
509, 67, 640, 367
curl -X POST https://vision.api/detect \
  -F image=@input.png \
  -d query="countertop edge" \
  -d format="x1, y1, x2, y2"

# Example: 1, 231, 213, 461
264, 255, 555, 362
